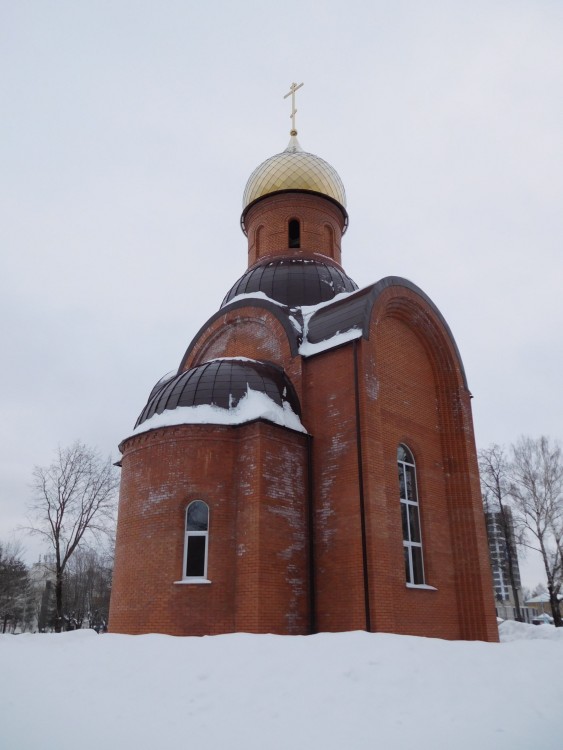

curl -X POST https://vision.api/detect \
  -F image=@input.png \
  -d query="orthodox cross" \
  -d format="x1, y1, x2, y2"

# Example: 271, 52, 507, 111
284, 82, 304, 135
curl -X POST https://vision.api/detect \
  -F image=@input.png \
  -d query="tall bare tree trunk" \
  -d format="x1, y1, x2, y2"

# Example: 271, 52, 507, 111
55, 574, 64, 633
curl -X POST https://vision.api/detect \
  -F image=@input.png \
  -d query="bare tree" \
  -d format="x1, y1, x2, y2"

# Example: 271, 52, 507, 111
63, 545, 113, 631
531, 582, 547, 597
0, 541, 30, 633
26, 442, 119, 632
509, 436, 563, 626
479, 444, 524, 620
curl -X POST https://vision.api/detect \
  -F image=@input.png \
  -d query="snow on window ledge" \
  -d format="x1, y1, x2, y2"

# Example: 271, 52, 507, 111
174, 579, 212, 585
406, 583, 437, 591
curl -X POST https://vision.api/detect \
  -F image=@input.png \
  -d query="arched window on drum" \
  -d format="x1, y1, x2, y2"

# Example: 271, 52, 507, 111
288, 218, 300, 248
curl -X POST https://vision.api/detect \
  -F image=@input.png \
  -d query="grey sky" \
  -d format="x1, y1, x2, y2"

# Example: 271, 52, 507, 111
1, 1, 562, 588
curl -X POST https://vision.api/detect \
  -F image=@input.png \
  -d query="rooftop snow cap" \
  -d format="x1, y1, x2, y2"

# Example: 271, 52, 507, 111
242, 135, 347, 226
135, 358, 301, 428
222, 256, 358, 308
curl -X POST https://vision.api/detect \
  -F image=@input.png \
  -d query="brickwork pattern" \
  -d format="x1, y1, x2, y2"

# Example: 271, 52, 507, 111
363, 287, 498, 641
109, 422, 309, 635
302, 346, 368, 632
243, 193, 346, 266
185, 307, 293, 372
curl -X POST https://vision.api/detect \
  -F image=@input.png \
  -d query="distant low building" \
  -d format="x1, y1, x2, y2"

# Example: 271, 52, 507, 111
525, 592, 562, 619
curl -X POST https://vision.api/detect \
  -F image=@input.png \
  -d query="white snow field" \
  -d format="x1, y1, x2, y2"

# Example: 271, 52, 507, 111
1, 623, 562, 750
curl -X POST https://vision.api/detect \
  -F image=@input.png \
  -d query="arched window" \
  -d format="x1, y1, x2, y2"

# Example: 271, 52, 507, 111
397, 445, 425, 585
288, 219, 300, 248
183, 501, 209, 579
255, 224, 264, 254
324, 224, 335, 257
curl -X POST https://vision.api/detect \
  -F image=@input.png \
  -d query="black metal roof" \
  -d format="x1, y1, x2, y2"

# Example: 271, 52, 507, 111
136, 358, 301, 428
306, 285, 374, 345
305, 276, 468, 388
177, 276, 468, 394
221, 257, 358, 308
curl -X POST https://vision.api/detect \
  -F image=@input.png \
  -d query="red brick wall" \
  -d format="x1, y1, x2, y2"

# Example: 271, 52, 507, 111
185, 307, 294, 371
109, 421, 310, 636
363, 314, 463, 638
234, 425, 310, 633
296, 284, 497, 641
243, 193, 346, 266
362, 287, 498, 641
302, 345, 368, 632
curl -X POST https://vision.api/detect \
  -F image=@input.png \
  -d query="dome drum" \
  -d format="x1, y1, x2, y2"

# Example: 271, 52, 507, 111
243, 191, 347, 266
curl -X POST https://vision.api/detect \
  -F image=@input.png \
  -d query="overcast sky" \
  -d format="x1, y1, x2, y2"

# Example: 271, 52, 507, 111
1, 1, 562, 588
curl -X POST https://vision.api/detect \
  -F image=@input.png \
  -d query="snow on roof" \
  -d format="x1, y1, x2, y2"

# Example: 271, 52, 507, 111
299, 326, 362, 357
297, 291, 358, 356
525, 593, 563, 604
300, 290, 356, 318
223, 290, 286, 308
205, 356, 262, 364
128, 387, 306, 438
216, 287, 364, 356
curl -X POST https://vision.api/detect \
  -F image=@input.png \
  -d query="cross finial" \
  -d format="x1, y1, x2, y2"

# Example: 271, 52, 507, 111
284, 82, 304, 136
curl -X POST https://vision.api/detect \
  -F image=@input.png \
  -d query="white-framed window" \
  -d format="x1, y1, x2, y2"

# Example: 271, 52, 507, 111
398, 444, 425, 586
183, 500, 209, 580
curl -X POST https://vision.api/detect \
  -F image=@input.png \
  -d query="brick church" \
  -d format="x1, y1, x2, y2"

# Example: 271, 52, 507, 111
109, 90, 498, 641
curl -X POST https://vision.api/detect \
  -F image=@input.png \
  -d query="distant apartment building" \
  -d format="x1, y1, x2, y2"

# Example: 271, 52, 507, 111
485, 508, 534, 623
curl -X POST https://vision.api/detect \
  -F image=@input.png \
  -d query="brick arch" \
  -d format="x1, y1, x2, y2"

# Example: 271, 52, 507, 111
378, 292, 465, 396
373, 291, 474, 495
323, 223, 335, 259
371, 286, 474, 498
179, 301, 299, 372
254, 224, 265, 255
369, 287, 496, 640
306, 277, 468, 391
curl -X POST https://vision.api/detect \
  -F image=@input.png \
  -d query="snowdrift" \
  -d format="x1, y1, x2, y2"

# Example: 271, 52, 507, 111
1, 623, 562, 750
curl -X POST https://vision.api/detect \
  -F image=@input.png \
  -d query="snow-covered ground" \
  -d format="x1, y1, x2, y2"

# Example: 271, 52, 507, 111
1, 623, 562, 750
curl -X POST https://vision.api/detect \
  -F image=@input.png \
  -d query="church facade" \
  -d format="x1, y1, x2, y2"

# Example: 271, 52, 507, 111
109, 118, 498, 641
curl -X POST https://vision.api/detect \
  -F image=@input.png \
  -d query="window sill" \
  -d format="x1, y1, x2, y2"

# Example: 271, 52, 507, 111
406, 583, 437, 591
174, 578, 212, 585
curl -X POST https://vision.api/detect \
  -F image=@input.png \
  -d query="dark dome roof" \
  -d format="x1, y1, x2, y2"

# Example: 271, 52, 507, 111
221, 257, 358, 308
136, 358, 301, 428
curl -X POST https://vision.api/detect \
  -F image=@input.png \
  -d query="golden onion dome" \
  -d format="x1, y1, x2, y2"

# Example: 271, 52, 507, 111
242, 135, 347, 213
